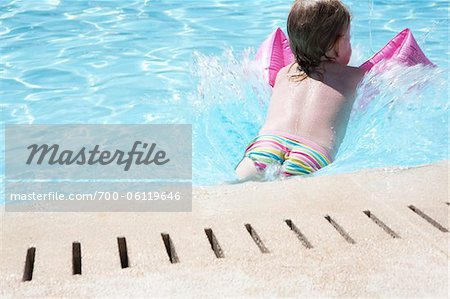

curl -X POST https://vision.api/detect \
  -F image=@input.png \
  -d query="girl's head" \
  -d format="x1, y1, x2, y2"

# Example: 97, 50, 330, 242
287, 0, 351, 80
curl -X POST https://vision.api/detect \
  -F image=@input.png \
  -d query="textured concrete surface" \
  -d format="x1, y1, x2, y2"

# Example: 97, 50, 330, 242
1, 161, 449, 298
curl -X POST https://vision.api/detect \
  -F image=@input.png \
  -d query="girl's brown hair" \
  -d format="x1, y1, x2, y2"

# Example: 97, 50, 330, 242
287, 0, 351, 81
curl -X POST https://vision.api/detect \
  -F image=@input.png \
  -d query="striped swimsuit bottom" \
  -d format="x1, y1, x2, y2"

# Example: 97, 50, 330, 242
243, 130, 332, 176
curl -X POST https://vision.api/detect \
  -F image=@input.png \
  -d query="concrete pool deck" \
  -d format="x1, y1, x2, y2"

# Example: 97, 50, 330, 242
1, 161, 449, 298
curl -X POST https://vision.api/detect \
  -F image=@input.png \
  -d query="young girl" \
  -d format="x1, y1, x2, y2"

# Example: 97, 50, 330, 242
236, 0, 365, 181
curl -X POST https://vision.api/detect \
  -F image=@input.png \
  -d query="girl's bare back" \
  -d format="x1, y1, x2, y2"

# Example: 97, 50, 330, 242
260, 62, 365, 157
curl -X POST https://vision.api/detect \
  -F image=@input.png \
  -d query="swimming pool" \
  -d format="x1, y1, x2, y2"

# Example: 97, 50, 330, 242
1, 0, 448, 187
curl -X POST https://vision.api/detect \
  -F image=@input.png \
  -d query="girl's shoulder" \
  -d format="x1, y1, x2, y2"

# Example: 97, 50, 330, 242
274, 63, 300, 84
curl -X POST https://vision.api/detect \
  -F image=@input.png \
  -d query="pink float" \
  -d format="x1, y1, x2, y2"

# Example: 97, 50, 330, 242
255, 28, 294, 87
255, 28, 433, 86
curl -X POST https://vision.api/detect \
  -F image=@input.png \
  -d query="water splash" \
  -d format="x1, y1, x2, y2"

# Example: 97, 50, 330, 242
189, 49, 448, 184
368, 0, 374, 53
318, 62, 448, 176
188, 48, 271, 185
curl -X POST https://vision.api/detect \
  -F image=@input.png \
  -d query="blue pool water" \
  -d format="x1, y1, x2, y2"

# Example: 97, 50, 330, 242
1, 0, 449, 187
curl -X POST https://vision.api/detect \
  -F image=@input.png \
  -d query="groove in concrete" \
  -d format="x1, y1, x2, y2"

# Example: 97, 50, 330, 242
324, 215, 356, 244
244, 223, 270, 253
161, 233, 179, 264
22, 247, 36, 282
408, 205, 448, 233
117, 237, 129, 268
284, 219, 313, 249
204, 228, 224, 258
363, 210, 400, 238
72, 242, 82, 275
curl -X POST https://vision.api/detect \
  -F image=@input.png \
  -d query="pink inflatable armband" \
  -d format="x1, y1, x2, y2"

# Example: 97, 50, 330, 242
254, 28, 294, 87
359, 28, 433, 72
255, 28, 433, 86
